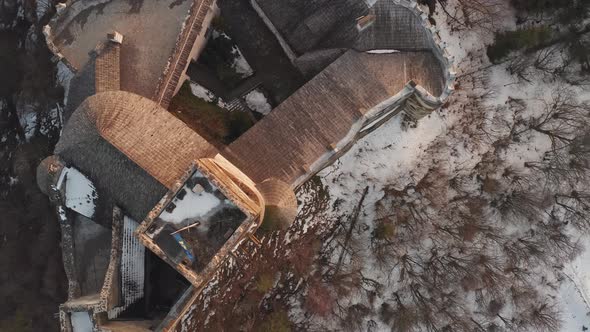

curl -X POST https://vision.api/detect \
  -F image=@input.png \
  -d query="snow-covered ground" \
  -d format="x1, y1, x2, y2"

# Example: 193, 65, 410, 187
35, 0, 52, 21
561, 247, 590, 331
319, 111, 446, 206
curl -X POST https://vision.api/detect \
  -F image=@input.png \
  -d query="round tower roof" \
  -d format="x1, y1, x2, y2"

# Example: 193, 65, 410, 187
257, 178, 298, 231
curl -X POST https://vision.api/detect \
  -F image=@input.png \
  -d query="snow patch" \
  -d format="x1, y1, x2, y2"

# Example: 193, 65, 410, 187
8, 176, 18, 186
57, 61, 74, 106
366, 49, 399, 54
231, 45, 253, 77
189, 81, 227, 108
59, 167, 98, 219
70, 311, 93, 332
19, 105, 37, 141
190, 82, 215, 102
244, 89, 271, 115
211, 30, 253, 78
159, 186, 221, 224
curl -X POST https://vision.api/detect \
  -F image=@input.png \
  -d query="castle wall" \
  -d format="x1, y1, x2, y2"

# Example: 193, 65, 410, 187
154, 0, 219, 107
172, 2, 219, 97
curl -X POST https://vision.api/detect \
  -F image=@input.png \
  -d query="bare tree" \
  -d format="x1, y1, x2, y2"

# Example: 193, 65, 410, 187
514, 301, 561, 332
435, 0, 507, 31
553, 189, 590, 231
523, 87, 589, 147
525, 134, 590, 185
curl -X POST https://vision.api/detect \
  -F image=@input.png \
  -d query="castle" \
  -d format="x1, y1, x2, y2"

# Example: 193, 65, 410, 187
38, 0, 454, 330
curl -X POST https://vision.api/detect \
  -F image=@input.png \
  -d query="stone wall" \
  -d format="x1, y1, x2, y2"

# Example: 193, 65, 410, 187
135, 159, 264, 288
99, 207, 123, 313
153, 287, 195, 331
56, 207, 123, 331
153, 0, 218, 108
388, 0, 456, 111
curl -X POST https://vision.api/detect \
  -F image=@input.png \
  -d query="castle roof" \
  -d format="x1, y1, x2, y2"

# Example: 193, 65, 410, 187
47, 0, 216, 116
48, 0, 193, 98
55, 91, 218, 221
224, 49, 444, 187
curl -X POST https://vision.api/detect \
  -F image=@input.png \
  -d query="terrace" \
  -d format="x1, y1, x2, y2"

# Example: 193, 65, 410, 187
146, 169, 248, 272
136, 158, 264, 286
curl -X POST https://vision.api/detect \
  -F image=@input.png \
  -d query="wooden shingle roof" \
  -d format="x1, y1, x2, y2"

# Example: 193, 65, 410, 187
56, 90, 220, 222
257, 178, 298, 230
224, 50, 443, 186
78, 91, 218, 189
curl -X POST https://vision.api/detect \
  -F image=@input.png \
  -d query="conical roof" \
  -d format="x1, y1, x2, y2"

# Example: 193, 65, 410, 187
257, 178, 298, 231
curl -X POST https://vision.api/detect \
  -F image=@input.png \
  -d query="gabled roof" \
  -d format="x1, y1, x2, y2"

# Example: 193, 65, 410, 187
254, 0, 367, 54
224, 50, 444, 186
62, 91, 218, 189
55, 91, 218, 222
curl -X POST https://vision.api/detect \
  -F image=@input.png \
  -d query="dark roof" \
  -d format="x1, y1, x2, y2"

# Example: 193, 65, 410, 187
48, 0, 194, 100
55, 102, 167, 223
64, 58, 95, 120
353, 0, 432, 51
255, 0, 367, 55
254, 0, 431, 55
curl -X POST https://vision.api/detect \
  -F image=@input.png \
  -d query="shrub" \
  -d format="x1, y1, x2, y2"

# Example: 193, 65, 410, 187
305, 279, 334, 317
255, 271, 275, 293
510, 0, 569, 12
373, 221, 395, 241
487, 27, 552, 63
0, 309, 32, 332
257, 310, 292, 332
